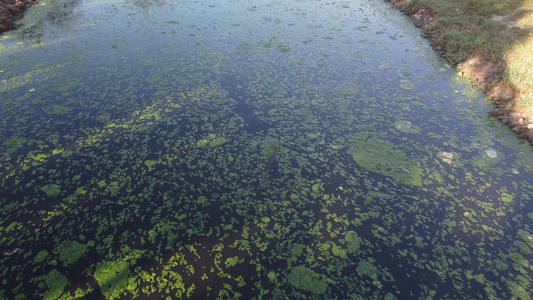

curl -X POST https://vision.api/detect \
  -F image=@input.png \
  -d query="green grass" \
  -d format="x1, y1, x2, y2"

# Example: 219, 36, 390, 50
404, 0, 533, 108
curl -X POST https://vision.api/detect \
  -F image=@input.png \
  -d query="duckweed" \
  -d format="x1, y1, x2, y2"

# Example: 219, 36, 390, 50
287, 266, 328, 294
348, 134, 423, 186
43, 269, 68, 300
1, 0, 533, 299
54, 241, 87, 266
94, 260, 130, 299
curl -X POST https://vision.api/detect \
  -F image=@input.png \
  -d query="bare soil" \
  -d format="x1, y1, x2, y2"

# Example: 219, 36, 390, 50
0, 0, 37, 33
387, 0, 533, 145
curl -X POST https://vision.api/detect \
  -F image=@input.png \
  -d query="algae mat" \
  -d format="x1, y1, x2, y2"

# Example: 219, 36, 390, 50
1, 0, 533, 299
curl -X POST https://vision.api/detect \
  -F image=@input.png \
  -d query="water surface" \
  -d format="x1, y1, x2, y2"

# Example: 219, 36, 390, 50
1, 0, 533, 299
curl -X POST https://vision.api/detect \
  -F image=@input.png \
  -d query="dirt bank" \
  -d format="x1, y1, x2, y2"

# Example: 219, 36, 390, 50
386, 0, 533, 145
0, 0, 37, 33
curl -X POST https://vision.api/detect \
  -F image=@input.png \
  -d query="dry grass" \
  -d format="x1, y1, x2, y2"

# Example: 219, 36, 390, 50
506, 37, 533, 109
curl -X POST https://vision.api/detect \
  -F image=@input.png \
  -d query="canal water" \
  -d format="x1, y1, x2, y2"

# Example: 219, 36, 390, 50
1, 0, 532, 299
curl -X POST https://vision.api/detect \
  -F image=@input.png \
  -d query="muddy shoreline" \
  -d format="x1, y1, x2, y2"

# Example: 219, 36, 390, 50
386, 0, 533, 145
0, 0, 37, 33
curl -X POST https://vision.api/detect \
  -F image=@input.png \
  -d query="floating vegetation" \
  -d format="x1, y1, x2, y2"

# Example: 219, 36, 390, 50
33, 250, 49, 264
44, 78, 79, 93
472, 148, 505, 169
348, 133, 423, 186
287, 266, 328, 294
345, 230, 361, 253
209, 136, 227, 148
394, 120, 421, 134
12, 0, 77, 38
51, 105, 72, 115
41, 184, 61, 196
400, 79, 414, 90
94, 260, 130, 299
356, 260, 378, 279
437, 151, 456, 164
1, 0, 533, 299
54, 241, 87, 266
507, 281, 530, 300
43, 269, 68, 299
333, 82, 359, 96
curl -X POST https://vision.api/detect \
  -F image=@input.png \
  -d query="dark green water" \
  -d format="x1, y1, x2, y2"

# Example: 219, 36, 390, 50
1, 0, 533, 299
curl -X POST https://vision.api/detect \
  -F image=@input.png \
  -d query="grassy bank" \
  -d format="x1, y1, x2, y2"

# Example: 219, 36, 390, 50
388, 0, 533, 142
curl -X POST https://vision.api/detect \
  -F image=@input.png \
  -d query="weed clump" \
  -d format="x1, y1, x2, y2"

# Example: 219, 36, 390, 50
54, 241, 87, 266
94, 260, 130, 299
287, 266, 328, 294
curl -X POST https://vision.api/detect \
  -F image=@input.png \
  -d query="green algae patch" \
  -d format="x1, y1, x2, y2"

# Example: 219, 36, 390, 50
394, 120, 421, 134
34, 250, 49, 264
507, 281, 530, 300
276, 44, 291, 53
54, 241, 87, 266
94, 260, 130, 299
3, 0, 533, 298
44, 269, 68, 300
144, 160, 156, 169
348, 134, 423, 186
287, 266, 328, 294
356, 261, 378, 280
400, 79, 414, 90
267, 271, 277, 282
509, 252, 529, 268
472, 148, 505, 169
501, 192, 514, 203
334, 82, 359, 96
345, 230, 361, 253
261, 138, 279, 158
331, 244, 347, 258
3, 136, 29, 154
291, 244, 306, 258
44, 78, 79, 92
13, 0, 74, 36
52, 105, 72, 115
41, 184, 61, 197
437, 151, 457, 165
385, 292, 398, 300
225, 257, 242, 268
210, 136, 227, 148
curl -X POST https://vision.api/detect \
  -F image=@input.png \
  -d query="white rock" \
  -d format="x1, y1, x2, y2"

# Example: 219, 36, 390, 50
441, 152, 454, 159
485, 149, 497, 159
